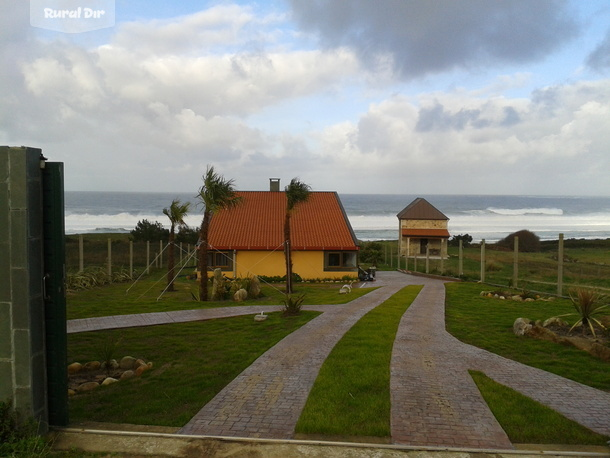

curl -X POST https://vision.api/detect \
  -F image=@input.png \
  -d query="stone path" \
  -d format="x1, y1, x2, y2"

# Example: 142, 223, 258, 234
391, 274, 610, 449
177, 279, 407, 438
67, 272, 610, 449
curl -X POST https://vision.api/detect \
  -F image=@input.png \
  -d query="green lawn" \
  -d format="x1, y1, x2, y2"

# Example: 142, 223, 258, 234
471, 371, 609, 445
68, 311, 319, 426
445, 282, 610, 391
296, 285, 422, 438
67, 273, 374, 319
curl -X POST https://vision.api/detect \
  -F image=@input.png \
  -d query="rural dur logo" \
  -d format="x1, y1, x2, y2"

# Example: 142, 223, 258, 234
30, 0, 115, 33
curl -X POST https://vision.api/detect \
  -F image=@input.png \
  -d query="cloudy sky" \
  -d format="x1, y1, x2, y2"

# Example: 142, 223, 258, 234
2, 0, 610, 195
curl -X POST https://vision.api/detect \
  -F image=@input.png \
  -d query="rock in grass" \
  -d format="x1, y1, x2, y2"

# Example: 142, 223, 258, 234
119, 356, 136, 370
68, 362, 82, 374
76, 381, 99, 392
513, 318, 532, 336
120, 370, 135, 380
101, 377, 118, 386
234, 288, 248, 301
83, 361, 101, 371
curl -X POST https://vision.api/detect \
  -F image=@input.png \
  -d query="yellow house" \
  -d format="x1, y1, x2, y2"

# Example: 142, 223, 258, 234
397, 197, 450, 259
206, 184, 359, 280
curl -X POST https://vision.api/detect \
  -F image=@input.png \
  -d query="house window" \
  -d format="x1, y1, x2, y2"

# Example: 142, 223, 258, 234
207, 251, 233, 271
324, 251, 357, 271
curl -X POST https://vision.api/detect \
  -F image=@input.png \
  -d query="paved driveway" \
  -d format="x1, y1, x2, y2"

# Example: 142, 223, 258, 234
68, 271, 610, 449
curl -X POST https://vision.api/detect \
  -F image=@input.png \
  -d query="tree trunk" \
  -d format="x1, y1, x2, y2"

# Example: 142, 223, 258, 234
198, 210, 211, 301
167, 226, 175, 292
284, 212, 292, 294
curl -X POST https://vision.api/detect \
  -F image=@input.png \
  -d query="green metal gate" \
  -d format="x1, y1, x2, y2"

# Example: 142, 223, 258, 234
42, 161, 68, 426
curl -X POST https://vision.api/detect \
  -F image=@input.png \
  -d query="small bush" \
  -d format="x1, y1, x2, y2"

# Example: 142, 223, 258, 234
130, 219, 169, 242
449, 233, 473, 248
0, 399, 49, 456
496, 230, 541, 252
282, 294, 305, 316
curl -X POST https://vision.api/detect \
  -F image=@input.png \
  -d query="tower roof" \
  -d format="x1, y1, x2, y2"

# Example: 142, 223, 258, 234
396, 198, 449, 220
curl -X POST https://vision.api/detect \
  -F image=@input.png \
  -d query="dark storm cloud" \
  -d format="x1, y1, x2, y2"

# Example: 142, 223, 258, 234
587, 28, 610, 71
288, 0, 579, 79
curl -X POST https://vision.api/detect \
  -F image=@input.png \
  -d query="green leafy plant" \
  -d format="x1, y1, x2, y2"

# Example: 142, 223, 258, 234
0, 399, 49, 456
561, 288, 608, 338
98, 336, 122, 374
282, 294, 305, 316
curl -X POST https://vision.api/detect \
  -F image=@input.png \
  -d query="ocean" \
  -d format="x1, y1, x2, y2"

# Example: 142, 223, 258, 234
64, 192, 610, 243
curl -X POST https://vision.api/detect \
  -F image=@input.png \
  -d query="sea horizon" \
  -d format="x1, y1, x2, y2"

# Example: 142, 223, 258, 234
64, 191, 610, 243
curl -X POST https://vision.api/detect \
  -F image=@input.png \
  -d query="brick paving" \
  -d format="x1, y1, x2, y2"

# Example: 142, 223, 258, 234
391, 274, 610, 449
177, 279, 407, 438
68, 272, 610, 449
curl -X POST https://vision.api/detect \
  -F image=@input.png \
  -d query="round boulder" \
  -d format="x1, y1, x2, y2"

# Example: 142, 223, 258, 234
68, 362, 82, 375
76, 381, 99, 392
513, 317, 532, 336
119, 356, 137, 370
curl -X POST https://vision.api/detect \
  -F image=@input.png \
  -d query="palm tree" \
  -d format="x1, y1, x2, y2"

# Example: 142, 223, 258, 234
196, 166, 242, 301
284, 178, 311, 294
163, 199, 190, 292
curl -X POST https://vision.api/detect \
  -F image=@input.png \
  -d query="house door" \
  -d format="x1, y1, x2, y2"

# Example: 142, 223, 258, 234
420, 238, 428, 255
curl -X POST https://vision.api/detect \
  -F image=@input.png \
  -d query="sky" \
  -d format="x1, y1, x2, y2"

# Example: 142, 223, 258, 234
2, 0, 610, 196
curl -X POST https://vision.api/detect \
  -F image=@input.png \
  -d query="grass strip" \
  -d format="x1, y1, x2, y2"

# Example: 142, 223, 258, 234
470, 371, 609, 445
68, 311, 319, 426
445, 282, 610, 391
67, 275, 375, 320
296, 285, 422, 437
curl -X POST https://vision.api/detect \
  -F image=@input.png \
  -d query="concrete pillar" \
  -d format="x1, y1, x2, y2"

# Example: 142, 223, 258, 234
0, 146, 48, 428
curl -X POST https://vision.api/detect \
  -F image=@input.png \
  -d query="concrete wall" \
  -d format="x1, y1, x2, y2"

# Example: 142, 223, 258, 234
0, 146, 48, 429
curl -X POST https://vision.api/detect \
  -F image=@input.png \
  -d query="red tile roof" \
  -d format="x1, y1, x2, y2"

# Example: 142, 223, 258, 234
401, 229, 450, 238
208, 191, 359, 251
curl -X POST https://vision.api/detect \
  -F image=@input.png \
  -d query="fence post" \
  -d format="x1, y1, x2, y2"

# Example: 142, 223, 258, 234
458, 239, 463, 277
79, 234, 84, 273
406, 238, 410, 271
440, 239, 445, 275
159, 240, 163, 268
107, 238, 112, 277
557, 233, 564, 296
129, 240, 133, 278
513, 235, 519, 289
425, 246, 430, 274
480, 239, 486, 283
146, 241, 150, 274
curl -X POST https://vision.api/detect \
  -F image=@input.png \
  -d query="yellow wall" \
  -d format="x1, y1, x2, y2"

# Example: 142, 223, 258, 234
211, 250, 357, 280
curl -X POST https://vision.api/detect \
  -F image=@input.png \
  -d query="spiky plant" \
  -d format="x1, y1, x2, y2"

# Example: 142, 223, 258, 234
561, 288, 608, 338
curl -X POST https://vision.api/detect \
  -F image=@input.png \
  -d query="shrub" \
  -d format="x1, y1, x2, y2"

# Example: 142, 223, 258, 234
282, 294, 305, 316
449, 233, 473, 247
0, 399, 48, 456
496, 229, 540, 252
130, 219, 169, 242
176, 226, 199, 244
359, 241, 383, 265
